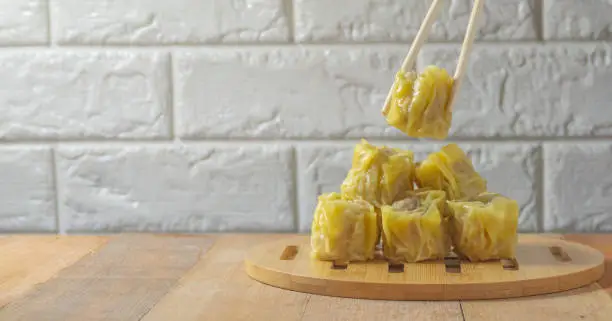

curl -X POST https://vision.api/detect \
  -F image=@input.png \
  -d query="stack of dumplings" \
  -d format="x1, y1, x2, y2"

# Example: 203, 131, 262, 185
310, 139, 519, 263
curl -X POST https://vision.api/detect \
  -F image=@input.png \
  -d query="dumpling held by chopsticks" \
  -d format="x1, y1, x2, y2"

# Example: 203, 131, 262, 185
383, 65, 454, 140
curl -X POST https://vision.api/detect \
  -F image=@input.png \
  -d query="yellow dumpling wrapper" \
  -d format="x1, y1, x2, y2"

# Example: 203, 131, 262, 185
310, 192, 378, 262
415, 143, 487, 200
383, 66, 454, 140
381, 190, 451, 263
384, 71, 417, 133
448, 193, 519, 261
341, 139, 415, 208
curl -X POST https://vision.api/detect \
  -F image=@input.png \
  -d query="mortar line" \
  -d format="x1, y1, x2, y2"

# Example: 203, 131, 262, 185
1, 136, 612, 147
534, 0, 545, 42
168, 53, 177, 139
285, 0, 296, 43
0, 40, 608, 51
50, 147, 64, 234
46, 0, 54, 46
292, 147, 301, 233
539, 144, 547, 233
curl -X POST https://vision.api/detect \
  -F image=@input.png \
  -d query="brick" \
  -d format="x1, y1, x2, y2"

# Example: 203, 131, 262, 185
544, 0, 612, 40
0, 0, 48, 45
544, 143, 612, 232
297, 145, 354, 231
294, 0, 537, 43
467, 143, 541, 232
174, 47, 406, 139
0, 51, 171, 140
298, 142, 539, 232
51, 0, 290, 44
420, 43, 612, 137
55, 144, 295, 233
0, 147, 56, 232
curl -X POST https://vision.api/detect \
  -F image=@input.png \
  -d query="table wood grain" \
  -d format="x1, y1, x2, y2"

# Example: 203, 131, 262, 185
0, 233, 610, 321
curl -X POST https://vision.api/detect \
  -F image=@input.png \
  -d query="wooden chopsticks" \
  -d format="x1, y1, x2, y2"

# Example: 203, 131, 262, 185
381, 0, 444, 115
381, 0, 485, 115
448, 0, 485, 112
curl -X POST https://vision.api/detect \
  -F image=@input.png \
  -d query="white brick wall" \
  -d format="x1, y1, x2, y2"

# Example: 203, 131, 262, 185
55, 144, 295, 233
0, 0, 610, 234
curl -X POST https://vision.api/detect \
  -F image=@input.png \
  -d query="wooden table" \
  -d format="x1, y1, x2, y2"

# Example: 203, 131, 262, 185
0, 233, 611, 321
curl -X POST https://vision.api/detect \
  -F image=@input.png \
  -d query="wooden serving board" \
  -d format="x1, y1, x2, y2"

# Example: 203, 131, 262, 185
245, 234, 605, 301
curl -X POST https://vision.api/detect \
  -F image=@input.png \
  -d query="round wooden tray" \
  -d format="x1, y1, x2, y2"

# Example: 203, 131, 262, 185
244, 235, 605, 301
